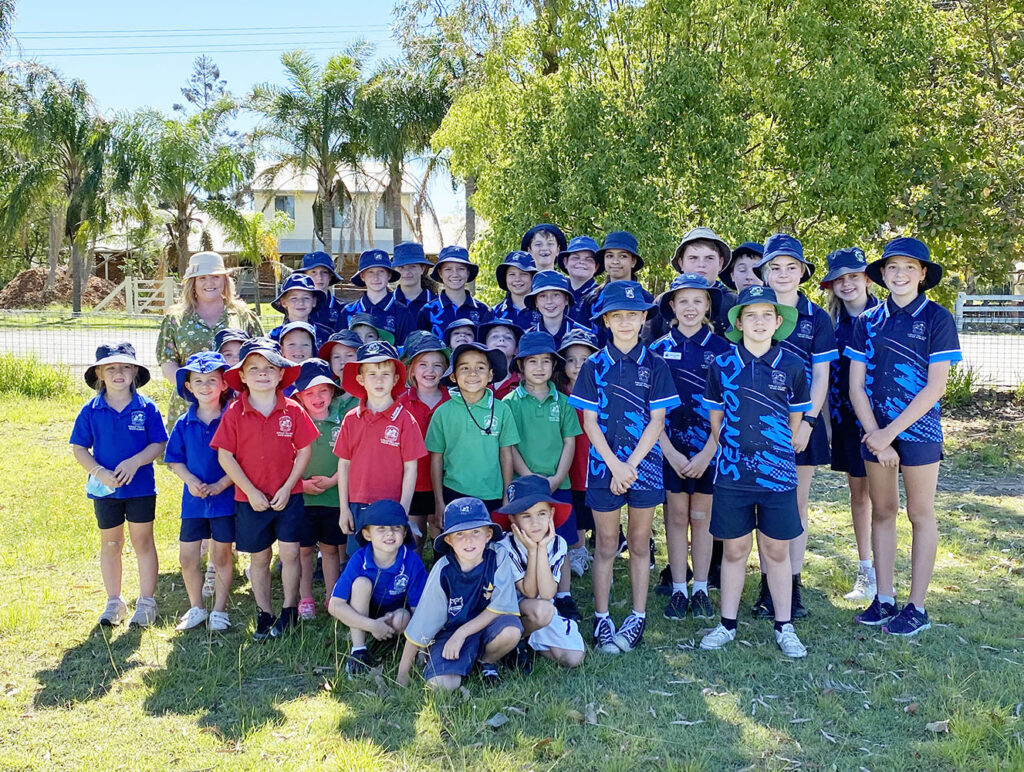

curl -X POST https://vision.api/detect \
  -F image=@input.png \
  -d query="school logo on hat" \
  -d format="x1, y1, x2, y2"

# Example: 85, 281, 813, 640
278, 415, 294, 436
748, 286, 765, 297
625, 286, 636, 299
506, 482, 518, 500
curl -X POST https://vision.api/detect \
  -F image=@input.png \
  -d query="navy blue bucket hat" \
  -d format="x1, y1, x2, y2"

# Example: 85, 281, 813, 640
492, 474, 572, 531
556, 235, 600, 274
443, 317, 478, 346
521, 223, 568, 253
175, 351, 228, 402
590, 280, 655, 321
293, 358, 340, 394
392, 241, 431, 268
441, 342, 508, 387
402, 331, 450, 365
755, 234, 815, 283
224, 337, 300, 392
659, 273, 721, 321
820, 247, 869, 288
511, 331, 564, 374
351, 249, 400, 287
271, 273, 328, 313
866, 237, 942, 291
557, 326, 599, 354
595, 231, 645, 273
85, 342, 151, 390
213, 328, 250, 351
495, 250, 537, 292
524, 270, 575, 309
347, 312, 396, 345
296, 250, 343, 285
433, 497, 503, 555
277, 320, 318, 346
720, 242, 764, 290
429, 245, 478, 283
355, 499, 416, 547
317, 329, 364, 361
478, 318, 525, 345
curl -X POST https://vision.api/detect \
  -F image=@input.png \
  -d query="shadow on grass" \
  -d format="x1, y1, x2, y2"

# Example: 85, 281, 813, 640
33, 625, 143, 707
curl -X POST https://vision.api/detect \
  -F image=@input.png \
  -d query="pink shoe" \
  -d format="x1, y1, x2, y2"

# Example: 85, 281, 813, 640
298, 597, 316, 620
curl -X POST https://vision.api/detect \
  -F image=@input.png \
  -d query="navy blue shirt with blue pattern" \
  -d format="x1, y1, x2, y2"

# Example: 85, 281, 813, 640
777, 293, 839, 386
340, 291, 415, 346
845, 293, 962, 443
309, 294, 346, 334
650, 326, 732, 458
394, 286, 436, 322
566, 278, 597, 325
492, 295, 539, 331
703, 344, 812, 492
527, 316, 594, 349
829, 295, 880, 430
416, 291, 493, 339
568, 343, 681, 492
164, 404, 235, 518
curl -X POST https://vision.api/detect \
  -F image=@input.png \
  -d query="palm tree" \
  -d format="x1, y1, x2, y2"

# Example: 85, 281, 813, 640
249, 48, 366, 261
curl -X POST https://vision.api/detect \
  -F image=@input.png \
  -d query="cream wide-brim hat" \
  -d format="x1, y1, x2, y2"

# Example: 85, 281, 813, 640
183, 251, 229, 280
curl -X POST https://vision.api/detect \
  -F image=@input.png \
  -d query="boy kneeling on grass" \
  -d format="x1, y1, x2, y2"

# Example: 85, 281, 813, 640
328, 499, 427, 675
397, 498, 523, 690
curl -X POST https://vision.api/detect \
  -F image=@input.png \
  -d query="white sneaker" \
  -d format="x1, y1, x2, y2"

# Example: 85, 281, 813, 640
843, 566, 877, 601
774, 623, 807, 658
568, 546, 590, 577
208, 610, 231, 631
176, 606, 208, 631
129, 597, 158, 628
202, 566, 217, 599
99, 596, 127, 627
699, 623, 736, 650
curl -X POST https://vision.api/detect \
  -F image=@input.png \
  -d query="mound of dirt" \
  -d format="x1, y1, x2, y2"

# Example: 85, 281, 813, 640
0, 267, 124, 310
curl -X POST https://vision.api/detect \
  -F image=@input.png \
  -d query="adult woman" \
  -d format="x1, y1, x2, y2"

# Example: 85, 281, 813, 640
157, 251, 263, 426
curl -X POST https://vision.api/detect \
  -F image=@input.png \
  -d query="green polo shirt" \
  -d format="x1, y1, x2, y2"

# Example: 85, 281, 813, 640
303, 413, 342, 507
329, 392, 359, 422
424, 388, 521, 500
503, 383, 581, 489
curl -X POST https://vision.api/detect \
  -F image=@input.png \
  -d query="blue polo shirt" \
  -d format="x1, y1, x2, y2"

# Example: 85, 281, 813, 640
492, 295, 539, 331
69, 391, 168, 499
845, 293, 962, 443
416, 291, 493, 339
566, 278, 597, 324
309, 294, 345, 333
340, 291, 415, 346
332, 543, 428, 609
829, 295, 880, 427
527, 316, 594, 348
650, 326, 732, 457
164, 405, 235, 518
568, 343, 681, 491
395, 286, 436, 322
778, 293, 839, 385
703, 344, 812, 492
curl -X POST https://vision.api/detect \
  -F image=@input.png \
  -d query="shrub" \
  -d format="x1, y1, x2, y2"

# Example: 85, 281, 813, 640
0, 353, 74, 399
945, 363, 979, 409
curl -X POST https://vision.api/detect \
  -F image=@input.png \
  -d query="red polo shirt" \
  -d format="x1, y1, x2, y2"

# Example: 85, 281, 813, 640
397, 388, 450, 492
210, 391, 319, 502
333, 401, 427, 504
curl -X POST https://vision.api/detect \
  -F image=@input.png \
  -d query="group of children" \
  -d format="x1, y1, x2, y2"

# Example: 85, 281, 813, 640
69, 225, 961, 685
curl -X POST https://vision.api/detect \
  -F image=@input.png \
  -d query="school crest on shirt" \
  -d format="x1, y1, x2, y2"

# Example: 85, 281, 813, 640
910, 321, 927, 340
382, 425, 400, 447
770, 370, 787, 391
129, 411, 146, 430
548, 403, 560, 422
636, 367, 651, 388
447, 596, 464, 617
330, 426, 341, 445
798, 320, 813, 338
277, 415, 294, 437
482, 580, 494, 601
703, 351, 716, 367
389, 573, 409, 595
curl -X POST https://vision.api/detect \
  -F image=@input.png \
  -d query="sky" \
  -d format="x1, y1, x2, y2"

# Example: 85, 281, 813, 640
7, 0, 462, 222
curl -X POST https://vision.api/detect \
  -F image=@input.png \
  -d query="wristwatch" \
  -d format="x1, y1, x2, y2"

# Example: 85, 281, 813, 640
802, 413, 818, 427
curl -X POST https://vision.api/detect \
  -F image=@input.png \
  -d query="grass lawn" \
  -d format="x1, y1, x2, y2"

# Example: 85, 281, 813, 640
1, 387, 1022, 770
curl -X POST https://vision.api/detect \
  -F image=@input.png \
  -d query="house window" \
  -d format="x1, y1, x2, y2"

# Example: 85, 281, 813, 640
332, 203, 350, 229
274, 195, 294, 220
375, 199, 394, 229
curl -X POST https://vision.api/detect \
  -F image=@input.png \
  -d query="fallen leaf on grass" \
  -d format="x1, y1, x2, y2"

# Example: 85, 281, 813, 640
566, 709, 586, 724
905, 702, 920, 715
701, 688, 726, 697
503, 705, 528, 716
484, 712, 508, 729
925, 720, 950, 734
533, 738, 552, 750
671, 719, 704, 726
821, 729, 837, 744
649, 690, 675, 697
790, 718, 811, 724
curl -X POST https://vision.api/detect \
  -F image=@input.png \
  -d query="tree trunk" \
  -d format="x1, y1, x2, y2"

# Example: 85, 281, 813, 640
465, 175, 477, 248
389, 161, 403, 248
71, 239, 84, 315
176, 211, 191, 276
46, 206, 63, 291
320, 181, 333, 254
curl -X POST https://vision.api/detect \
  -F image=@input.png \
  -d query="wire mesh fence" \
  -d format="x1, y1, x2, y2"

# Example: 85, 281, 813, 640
955, 295, 1024, 389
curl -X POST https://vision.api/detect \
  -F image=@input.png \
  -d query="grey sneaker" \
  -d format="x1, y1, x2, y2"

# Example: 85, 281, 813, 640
129, 597, 158, 628
175, 606, 208, 631
99, 596, 127, 627
699, 623, 736, 650
843, 566, 877, 601
774, 623, 807, 658
568, 546, 590, 577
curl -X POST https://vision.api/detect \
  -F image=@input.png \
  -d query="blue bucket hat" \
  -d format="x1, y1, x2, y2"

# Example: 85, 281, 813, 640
294, 358, 341, 394
720, 242, 764, 290
296, 250, 343, 285
317, 330, 364, 361
429, 245, 479, 283
443, 317, 478, 346
341, 340, 407, 401
213, 328, 250, 352
755, 234, 815, 283
175, 351, 228, 402
511, 331, 564, 374
524, 270, 575, 309
347, 312, 396, 345
278, 320, 318, 347
402, 331, 450, 365
224, 337, 300, 392
478, 318, 525, 346
433, 497, 503, 555
556, 235, 600, 275
658, 273, 722, 321
271, 273, 328, 314
355, 499, 416, 547
351, 249, 400, 287
596, 231, 645, 274
492, 474, 572, 531
85, 341, 151, 390
557, 326, 599, 354
866, 237, 942, 292
820, 247, 869, 287
590, 280, 655, 321
441, 342, 508, 387
725, 285, 799, 344
495, 250, 538, 292
521, 223, 568, 253
671, 227, 731, 273
392, 241, 431, 268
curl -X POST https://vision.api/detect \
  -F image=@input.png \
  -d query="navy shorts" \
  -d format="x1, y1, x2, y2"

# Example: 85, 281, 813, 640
179, 515, 235, 543
551, 488, 577, 542
664, 463, 715, 496
303, 504, 346, 548
571, 489, 594, 532
409, 490, 435, 518
94, 495, 156, 530
586, 486, 664, 513
861, 439, 943, 467
234, 495, 305, 553
710, 487, 803, 541
795, 419, 830, 467
831, 419, 866, 478
424, 615, 523, 680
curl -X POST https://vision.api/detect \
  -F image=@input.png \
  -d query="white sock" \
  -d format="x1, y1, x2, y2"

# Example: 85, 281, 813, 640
555, 592, 570, 599
632, 609, 646, 619
878, 594, 895, 606
692, 580, 708, 595
858, 559, 873, 571
595, 611, 610, 620
352, 645, 366, 652
672, 582, 688, 596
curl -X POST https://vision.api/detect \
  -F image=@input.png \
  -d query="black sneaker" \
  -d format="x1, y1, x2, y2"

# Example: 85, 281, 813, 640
612, 612, 646, 652
708, 541, 723, 589
663, 591, 689, 620
479, 661, 501, 687
656, 565, 672, 596
313, 553, 324, 585
512, 641, 534, 675
855, 595, 899, 627
617, 528, 628, 557
346, 647, 370, 676
791, 574, 808, 619
751, 574, 775, 619
553, 594, 582, 623
689, 589, 714, 619
253, 610, 276, 641
269, 606, 297, 638
649, 538, 656, 571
